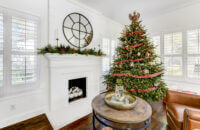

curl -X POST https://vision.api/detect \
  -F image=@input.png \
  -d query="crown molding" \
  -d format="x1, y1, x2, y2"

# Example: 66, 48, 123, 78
146, 0, 200, 20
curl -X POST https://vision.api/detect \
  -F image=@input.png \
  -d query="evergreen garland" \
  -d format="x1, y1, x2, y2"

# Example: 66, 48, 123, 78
38, 44, 104, 56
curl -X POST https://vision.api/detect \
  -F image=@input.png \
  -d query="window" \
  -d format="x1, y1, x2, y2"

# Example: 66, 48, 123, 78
0, 7, 39, 96
102, 38, 110, 74
187, 29, 200, 79
154, 29, 200, 82
111, 40, 118, 62
164, 32, 182, 77
152, 36, 160, 55
11, 17, 37, 85
102, 38, 118, 74
0, 14, 3, 86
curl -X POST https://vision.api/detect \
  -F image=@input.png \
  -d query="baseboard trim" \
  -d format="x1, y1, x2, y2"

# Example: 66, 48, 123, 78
0, 106, 48, 128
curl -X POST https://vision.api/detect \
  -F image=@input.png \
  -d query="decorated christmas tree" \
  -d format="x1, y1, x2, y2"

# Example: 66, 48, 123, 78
104, 11, 167, 102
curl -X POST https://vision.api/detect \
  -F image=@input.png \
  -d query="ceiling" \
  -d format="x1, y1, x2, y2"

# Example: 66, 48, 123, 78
75, 0, 199, 24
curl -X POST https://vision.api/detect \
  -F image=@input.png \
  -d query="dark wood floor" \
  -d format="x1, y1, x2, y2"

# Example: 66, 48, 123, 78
61, 101, 170, 130
1, 114, 53, 130
1, 102, 169, 130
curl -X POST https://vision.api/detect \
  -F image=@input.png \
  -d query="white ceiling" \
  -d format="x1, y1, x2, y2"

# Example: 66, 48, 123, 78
75, 0, 199, 24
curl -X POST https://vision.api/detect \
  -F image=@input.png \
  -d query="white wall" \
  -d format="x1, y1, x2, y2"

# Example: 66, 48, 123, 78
47, 0, 122, 129
146, 1, 200, 91
0, 0, 49, 128
49, 0, 122, 48
0, 0, 123, 128
147, 1, 200, 34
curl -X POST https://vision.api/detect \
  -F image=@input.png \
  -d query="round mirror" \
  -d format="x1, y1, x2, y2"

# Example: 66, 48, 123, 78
62, 13, 93, 48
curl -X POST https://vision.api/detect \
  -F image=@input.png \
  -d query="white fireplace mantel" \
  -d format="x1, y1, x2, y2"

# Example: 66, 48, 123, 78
45, 53, 102, 129
45, 53, 102, 67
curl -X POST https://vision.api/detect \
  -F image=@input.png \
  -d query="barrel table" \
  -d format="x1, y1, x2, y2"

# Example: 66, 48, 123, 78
91, 93, 152, 130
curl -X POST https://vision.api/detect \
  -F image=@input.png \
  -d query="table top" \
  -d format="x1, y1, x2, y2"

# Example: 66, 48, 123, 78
91, 93, 152, 124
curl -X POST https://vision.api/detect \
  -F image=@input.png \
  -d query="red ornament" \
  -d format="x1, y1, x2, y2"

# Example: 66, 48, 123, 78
125, 32, 131, 36
61, 48, 65, 52
146, 52, 149, 58
106, 88, 111, 91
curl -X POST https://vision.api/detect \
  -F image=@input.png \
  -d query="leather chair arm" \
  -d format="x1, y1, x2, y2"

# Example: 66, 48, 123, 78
184, 109, 200, 130
167, 90, 200, 107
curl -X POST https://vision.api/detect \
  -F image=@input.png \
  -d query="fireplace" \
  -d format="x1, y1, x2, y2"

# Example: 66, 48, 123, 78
68, 77, 87, 103
46, 54, 101, 128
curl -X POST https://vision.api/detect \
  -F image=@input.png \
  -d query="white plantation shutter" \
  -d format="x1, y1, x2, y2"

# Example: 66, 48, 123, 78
0, 14, 3, 87
111, 40, 118, 62
11, 17, 37, 85
187, 29, 200, 79
11, 55, 36, 84
164, 32, 182, 77
187, 29, 200, 54
12, 17, 37, 52
0, 7, 39, 96
152, 36, 160, 55
187, 56, 200, 79
164, 32, 182, 55
102, 38, 110, 74
152, 29, 200, 82
102, 38, 118, 74
164, 57, 182, 76
0, 14, 3, 50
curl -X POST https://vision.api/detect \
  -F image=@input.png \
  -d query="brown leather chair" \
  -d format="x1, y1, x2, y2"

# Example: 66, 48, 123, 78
166, 90, 200, 130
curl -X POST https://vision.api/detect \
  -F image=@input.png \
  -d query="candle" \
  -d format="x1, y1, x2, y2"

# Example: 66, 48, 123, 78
55, 29, 58, 40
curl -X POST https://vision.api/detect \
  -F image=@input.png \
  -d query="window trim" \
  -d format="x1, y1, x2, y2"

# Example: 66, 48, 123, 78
0, 6, 40, 97
101, 37, 119, 74
153, 28, 200, 84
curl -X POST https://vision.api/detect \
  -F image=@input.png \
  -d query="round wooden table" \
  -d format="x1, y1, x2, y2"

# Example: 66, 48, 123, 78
91, 93, 152, 130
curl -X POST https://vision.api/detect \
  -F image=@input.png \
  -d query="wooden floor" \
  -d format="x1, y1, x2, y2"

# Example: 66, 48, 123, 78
61, 101, 170, 130
1, 114, 53, 130
1, 102, 169, 130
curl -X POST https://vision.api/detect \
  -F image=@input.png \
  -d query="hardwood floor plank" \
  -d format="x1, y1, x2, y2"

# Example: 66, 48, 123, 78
1, 114, 53, 130
61, 101, 169, 130
1, 102, 169, 130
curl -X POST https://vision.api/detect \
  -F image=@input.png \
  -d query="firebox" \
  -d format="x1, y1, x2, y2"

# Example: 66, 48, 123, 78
68, 77, 87, 103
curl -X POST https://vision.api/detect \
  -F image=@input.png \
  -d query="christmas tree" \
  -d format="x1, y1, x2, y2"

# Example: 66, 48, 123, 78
104, 11, 167, 102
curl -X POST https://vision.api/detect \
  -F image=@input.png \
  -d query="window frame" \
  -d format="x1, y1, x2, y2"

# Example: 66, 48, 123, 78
0, 7, 40, 96
153, 28, 200, 84
101, 37, 119, 74
163, 32, 183, 78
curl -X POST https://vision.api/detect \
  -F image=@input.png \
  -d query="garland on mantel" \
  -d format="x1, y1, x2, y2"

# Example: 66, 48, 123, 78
38, 44, 104, 56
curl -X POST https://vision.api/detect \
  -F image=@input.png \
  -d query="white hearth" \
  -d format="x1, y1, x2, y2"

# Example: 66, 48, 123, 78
45, 54, 102, 129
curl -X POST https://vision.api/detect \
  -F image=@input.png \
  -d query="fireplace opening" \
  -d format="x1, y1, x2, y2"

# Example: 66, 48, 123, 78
68, 77, 87, 103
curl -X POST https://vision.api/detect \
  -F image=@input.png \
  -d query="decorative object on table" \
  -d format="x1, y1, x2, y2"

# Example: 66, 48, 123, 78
104, 11, 167, 102
69, 86, 83, 99
104, 91, 137, 110
115, 85, 124, 101
62, 12, 93, 49
92, 93, 152, 130
104, 79, 137, 110
38, 44, 104, 56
